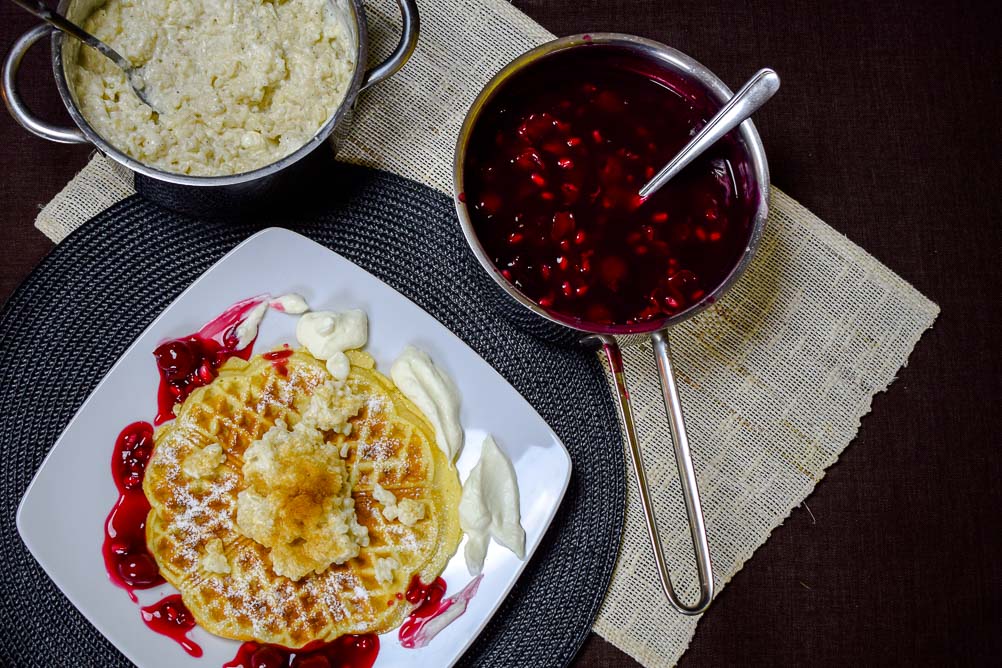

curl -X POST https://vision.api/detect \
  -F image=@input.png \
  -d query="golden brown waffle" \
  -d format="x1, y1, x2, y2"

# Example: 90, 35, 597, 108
144, 348, 462, 647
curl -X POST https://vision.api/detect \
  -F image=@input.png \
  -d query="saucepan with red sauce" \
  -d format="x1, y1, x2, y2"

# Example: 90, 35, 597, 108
454, 34, 772, 615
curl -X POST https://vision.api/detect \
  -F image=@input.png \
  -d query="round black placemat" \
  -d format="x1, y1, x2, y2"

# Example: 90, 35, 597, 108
0, 164, 625, 668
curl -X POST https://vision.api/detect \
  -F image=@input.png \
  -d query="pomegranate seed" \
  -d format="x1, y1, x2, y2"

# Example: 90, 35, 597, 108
634, 245, 649, 255
567, 137, 583, 147
600, 256, 628, 290
645, 166, 655, 179
557, 157, 574, 169
561, 281, 573, 297
508, 232, 524, 245
627, 232, 642, 244
542, 141, 566, 155
592, 129, 603, 143
705, 207, 719, 222
540, 191, 555, 201
694, 226, 708, 242
643, 225, 656, 241
541, 264, 552, 280
530, 172, 546, 187
551, 211, 575, 239
515, 148, 544, 170
574, 230, 587, 245
110, 540, 131, 555
501, 269, 512, 280
651, 212, 668, 223
691, 289, 706, 300
197, 361, 214, 383
575, 284, 589, 297
539, 295, 554, 308
559, 239, 571, 251
557, 255, 569, 270
478, 192, 502, 215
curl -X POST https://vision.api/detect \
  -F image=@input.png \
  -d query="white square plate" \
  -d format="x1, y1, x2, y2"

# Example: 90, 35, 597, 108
17, 228, 571, 667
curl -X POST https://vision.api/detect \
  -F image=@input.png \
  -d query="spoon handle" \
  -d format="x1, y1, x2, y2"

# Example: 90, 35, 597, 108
7, 0, 132, 72
638, 68, 780, 198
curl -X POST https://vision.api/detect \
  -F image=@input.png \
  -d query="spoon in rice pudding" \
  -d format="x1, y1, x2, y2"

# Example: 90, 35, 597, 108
8, 0, 159, 110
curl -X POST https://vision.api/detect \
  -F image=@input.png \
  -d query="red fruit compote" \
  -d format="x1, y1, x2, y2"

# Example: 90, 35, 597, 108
462, 45, 758, 330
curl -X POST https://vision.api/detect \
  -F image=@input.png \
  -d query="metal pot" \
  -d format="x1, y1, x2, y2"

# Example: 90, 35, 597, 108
454, 34, 772, 615
2, 0, 418, 216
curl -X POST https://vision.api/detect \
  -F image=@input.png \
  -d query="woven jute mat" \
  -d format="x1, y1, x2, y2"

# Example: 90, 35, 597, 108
29, 0, 939, 665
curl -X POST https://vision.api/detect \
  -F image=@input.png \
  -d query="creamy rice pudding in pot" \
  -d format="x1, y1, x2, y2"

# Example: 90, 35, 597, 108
72, 0, 356, 176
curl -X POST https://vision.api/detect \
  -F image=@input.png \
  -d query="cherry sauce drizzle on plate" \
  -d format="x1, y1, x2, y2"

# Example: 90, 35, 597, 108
141, 594, 203, 657
103, 421, 164, 601
399, 575, 483, 649
224, 636, 379, 668
153, 296, 266, 424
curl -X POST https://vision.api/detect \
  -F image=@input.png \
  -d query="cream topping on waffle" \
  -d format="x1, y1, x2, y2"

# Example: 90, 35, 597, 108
296, 310, 368, 380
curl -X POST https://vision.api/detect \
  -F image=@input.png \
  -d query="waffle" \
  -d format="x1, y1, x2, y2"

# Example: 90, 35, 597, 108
143, 348, 462, 648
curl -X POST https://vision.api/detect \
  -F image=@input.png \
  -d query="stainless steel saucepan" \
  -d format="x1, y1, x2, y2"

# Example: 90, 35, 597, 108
2, 0, 418, 216
454, 33, 771, 615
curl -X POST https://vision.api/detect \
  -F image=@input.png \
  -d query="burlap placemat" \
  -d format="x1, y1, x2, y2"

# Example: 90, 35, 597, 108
30, 1, 939, 665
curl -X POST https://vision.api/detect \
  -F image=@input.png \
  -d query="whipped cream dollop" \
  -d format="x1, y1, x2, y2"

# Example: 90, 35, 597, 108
295, 309, 368, 380
458, 435, 525, 575
390, 346, 463, 461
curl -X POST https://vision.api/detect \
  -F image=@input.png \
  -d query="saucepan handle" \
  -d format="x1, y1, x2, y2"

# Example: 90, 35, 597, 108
2, 24, 88, 144
360, 0, 419, 91
598, 332, 714, 615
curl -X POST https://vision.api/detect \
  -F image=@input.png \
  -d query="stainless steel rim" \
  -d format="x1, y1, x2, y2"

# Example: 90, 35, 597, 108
453, 32, 770, 338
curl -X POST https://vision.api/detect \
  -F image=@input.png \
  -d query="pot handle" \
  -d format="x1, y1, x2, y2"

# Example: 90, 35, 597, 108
360, 0, 419, 91
2, 24, 87, 144
598, 332, 714, 614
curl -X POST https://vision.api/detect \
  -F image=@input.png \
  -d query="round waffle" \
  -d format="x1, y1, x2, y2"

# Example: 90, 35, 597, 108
143, 348, 462, 648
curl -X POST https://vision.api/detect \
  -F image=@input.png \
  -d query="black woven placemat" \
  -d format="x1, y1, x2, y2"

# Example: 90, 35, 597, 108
0, 164, 625, 668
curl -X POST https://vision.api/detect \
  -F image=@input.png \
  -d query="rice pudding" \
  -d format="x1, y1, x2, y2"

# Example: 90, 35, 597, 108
72, 0, 355, 176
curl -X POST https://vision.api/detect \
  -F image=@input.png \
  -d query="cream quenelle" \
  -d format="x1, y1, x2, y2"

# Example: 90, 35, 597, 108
390, 346, 463, 461
458, 435, 525, 574
296, 310, 368, 380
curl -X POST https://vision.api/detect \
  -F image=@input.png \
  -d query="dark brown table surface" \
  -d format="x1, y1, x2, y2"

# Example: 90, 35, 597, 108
2, 1, 1000, 665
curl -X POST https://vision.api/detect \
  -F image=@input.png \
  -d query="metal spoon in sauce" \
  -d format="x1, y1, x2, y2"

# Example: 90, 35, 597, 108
8, 0, 159, 111
638, 68, 780, 199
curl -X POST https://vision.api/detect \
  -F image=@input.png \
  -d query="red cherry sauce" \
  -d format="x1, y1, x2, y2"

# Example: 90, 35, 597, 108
103, 421, 163, 602
224, 635, 379, 668
154, 296, 266, 424
141, 595, 203, 657
464, 46, 757, 329
398, 575, 482, 649
263, 346, 294, 377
